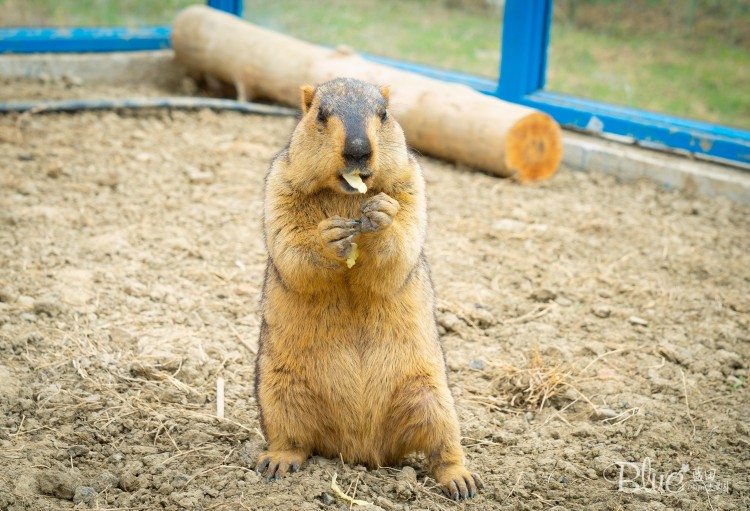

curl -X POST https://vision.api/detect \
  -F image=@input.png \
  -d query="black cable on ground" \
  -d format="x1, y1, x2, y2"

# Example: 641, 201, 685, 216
0, 97, 299, 117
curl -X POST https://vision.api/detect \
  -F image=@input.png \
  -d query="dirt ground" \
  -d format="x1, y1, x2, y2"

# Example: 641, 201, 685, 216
1, 79, 749, 511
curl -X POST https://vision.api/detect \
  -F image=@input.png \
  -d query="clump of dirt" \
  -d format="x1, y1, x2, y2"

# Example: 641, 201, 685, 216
0, 80, 748, 510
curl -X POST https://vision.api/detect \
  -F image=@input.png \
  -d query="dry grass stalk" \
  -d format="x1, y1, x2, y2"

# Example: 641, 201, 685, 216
492, 348, 575, 410
216, 377, 225, 419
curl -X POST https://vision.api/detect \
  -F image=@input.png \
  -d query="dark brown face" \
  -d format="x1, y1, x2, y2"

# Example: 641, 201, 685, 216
299, 78, 391, 194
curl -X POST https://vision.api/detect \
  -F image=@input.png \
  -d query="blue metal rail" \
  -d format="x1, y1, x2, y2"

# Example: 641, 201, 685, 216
0, 26, 171, 53
0, 0, 747, 167
0, 0, 242, 53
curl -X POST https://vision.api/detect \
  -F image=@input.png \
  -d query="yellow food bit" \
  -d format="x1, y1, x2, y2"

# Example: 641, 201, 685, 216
346, 242, 359, 269
343, 170, 367, 193
331, 472, 373, 506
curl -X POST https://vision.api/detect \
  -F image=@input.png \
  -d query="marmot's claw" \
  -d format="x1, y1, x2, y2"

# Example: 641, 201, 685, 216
255, 457, 270, 474
256, 450, 307, 481
473, 473, 485, 490
436, 466, 482, 501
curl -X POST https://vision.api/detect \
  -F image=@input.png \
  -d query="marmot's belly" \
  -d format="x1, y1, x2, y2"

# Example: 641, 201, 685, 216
264, 308, 442, 465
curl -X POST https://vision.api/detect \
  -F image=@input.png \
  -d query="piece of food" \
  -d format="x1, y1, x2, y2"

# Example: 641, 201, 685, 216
346, 242, 359, 268
331, 472, 372, 506
343, 171, 367, 193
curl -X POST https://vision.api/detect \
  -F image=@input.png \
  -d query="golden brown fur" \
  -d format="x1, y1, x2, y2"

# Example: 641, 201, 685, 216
254, 78, 482, 500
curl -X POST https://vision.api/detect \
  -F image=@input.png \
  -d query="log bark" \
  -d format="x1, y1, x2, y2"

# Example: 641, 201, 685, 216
171, 5, 562, 181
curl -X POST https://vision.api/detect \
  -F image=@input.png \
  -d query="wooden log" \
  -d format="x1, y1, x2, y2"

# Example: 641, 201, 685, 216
171, 5, 562, 181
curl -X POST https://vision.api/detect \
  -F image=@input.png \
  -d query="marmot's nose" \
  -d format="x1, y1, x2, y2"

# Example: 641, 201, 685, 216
343, 136, 372, 164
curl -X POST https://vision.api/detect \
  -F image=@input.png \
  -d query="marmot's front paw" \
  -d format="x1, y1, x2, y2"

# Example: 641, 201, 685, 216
318, 216, 359, 260
360, 192, 400, 233
256, 450, 306, 481
434, 465, 484, 501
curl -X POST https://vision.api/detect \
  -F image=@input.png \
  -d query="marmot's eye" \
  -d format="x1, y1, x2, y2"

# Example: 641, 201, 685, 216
317, 109, 328, 124
380, 110, 388, 122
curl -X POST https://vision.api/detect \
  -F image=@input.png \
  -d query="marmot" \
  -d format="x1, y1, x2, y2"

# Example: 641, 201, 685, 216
254, 77, 482, 500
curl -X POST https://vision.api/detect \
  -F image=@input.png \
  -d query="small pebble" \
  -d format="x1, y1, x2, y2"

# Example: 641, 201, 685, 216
554, 296, 572, 307
157, 482, 173, 495
92, 470, 120, 492
172, 473, 190, 489
530, 289, 557, 303
469, 358, 486, 371
592, 304, 611, 318
492, 218, 525, 231
187, 169, 215, 184
34, 295, 64, 317
375, 496, 397, 510
438, 312, 463, 333
119, 472, 140, 492
62, 72, 83, 87
17, 182, 38, 195
468, 304, 495, 328
67, 445, 89, 458
628, 316, 649, 326
395, 480, 413, 499
592, 407, 618, 419
17, 295, 34, 308
398, 466, 418, 484
37, 471, 77, 500
73, 486, 97, 504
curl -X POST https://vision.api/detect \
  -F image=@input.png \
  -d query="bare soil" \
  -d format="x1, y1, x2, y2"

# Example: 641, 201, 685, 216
1, 79, 749, 511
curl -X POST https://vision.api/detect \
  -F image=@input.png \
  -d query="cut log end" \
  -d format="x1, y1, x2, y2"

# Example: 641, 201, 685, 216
504, 112, 563, 182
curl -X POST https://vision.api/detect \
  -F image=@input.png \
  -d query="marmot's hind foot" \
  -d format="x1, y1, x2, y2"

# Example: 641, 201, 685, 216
256, 449, 307, 481
435, 465, 484, 500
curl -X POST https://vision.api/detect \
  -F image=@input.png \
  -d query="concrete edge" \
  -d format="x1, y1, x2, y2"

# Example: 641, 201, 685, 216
0, 50, 186, 89
2, 51, 749, 205
562, 132, 750, 205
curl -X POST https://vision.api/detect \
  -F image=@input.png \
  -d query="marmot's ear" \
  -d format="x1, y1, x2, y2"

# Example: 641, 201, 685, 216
300, 85, 316, 114
379, 85, 391, 105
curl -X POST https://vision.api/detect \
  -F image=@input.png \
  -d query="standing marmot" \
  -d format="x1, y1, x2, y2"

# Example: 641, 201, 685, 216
254, 77, 482, 500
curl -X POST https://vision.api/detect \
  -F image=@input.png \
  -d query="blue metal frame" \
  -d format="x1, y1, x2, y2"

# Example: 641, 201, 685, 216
0, 27, 171, 53
497, 0, 750, 167
0, 0, 243, 54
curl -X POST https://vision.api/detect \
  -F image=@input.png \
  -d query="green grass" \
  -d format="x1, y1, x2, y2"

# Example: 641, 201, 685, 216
0, 0, 194, 27
1, 0, 748, 130
248, 0, 502, 79
547, 22, 750, 129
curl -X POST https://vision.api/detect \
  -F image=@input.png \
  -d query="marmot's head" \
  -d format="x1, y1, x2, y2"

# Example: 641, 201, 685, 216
288, 77, 407, 195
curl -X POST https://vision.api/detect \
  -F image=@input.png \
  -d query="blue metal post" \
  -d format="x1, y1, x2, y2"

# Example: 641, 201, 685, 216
497, 0, 552, 99
207, 0, 244, 17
